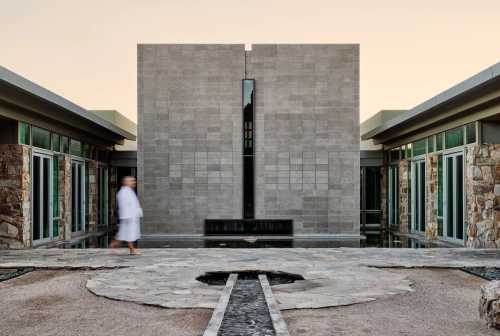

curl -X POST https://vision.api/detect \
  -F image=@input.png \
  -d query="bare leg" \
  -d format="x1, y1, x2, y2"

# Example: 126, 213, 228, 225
128, 242, 141, 255
110, 240, 121, 248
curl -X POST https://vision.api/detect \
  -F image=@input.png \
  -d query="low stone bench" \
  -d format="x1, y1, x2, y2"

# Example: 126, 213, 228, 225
479, 280, 500, 329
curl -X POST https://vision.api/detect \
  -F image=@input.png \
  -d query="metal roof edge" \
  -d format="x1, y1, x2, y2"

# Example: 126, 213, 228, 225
362, 62, 500, 140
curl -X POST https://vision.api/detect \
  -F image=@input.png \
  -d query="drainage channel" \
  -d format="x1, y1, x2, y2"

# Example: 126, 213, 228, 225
203, 273, 290, 336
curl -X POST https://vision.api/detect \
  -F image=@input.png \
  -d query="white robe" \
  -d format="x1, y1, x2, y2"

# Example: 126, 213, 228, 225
116, 186, 142, 242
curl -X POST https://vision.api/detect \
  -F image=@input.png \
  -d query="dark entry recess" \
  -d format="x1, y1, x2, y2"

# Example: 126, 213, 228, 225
242, 79, 255, 219
205, 219, 293, 236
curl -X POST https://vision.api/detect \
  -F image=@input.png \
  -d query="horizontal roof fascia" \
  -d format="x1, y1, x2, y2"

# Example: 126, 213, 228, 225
0, 66, 136, 142
362, 62, 500, 142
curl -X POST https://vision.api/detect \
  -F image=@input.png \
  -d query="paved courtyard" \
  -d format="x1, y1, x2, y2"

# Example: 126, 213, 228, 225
0, 248, 499, 335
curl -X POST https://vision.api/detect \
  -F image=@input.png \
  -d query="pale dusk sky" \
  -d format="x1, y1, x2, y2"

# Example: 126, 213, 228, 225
1, 0, 499, 123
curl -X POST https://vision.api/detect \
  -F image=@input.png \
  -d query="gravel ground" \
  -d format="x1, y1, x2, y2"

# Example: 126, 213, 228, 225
284, 268, 497, 336
0, 268, 497, 336
0, 270, 211, 336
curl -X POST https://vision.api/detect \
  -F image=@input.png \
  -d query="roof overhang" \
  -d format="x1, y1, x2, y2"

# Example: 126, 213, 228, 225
0, 66, 136, 143
362, 62, 500, 143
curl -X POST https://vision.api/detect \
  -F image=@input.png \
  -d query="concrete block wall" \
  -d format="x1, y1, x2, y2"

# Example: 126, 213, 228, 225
138, 44, 360, 236
138, 44, 244, 234
247, 45, 360, 235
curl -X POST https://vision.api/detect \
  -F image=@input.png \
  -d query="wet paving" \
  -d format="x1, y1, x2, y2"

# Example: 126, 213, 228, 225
218, 279, 275, 336
0, 268, 33, 282
462, 267, 500, 280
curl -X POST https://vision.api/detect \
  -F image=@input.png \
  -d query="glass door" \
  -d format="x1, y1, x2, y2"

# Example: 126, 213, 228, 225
444, 152, 464, 241
71, 160, 85, 234
411, 160, 426, 233
32, 153, 53, 243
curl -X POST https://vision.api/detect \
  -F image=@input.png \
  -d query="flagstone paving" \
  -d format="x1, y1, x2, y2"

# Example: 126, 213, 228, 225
1, 248, 499, 310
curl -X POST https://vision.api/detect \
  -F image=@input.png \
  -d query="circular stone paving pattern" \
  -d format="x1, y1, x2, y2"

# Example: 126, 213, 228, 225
86, 262, 413, 310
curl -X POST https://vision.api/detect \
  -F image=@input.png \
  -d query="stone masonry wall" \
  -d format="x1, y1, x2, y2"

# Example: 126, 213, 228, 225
60, 154, 72, 241
248, 45, 360, 235
0, 144, 30, 249
425, 154, 439, 239
87, 160, 98, 233
139, 44, 360, 235
109, 168, 118, 228
380, 165, 388, 235
466, 144, 500, 248
398, 160, 409, 233
139, 44, 245, 235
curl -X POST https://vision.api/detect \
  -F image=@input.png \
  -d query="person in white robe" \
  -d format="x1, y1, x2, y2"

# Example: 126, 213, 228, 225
110, 176, 142, 255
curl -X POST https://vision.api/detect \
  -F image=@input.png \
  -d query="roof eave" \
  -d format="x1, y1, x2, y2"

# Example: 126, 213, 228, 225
363, 62, 500, 141
0, 66, 135, 141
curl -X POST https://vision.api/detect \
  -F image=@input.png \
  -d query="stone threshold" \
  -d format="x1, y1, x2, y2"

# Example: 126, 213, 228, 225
259, 274, 290, 336
203, 273, 238, 336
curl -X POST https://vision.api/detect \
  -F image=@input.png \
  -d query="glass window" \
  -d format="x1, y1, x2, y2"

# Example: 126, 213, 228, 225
401, 145, 406, 159
51, 133, 61, 152
427, 136, 435, 153
436, 133, 444, 151
445, 127, 464, 149
70, 139, 82, 156
390, 148, 400, 162
32, 127, 51, 149
19, 122, 30, 145
412, 139, 426, 157
466, 123, 476, 144
365, 167, 380, 210
61, 136, 69, 154
82, 143, 90, 159
406, 143, 412, 158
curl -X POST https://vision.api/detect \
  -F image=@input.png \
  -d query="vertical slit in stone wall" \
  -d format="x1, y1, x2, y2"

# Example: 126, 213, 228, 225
242, 79, 255, 219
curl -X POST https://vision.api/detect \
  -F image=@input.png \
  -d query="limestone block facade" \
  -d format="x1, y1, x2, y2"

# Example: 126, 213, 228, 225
138, 44, 360, 236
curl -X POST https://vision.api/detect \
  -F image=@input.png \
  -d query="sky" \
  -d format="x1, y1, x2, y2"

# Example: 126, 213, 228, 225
1, 1, 499, 123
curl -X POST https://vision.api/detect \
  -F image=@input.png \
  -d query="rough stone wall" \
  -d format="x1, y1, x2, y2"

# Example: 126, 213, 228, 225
398, 160, 409, 233
87, 160, 98, 232
138, 44, 244, 235
109, 168, 117, 228
425, 154, 439, 239
248, 44, 360, 235
60, 154, 72, 241
466, 144, 500, 248
380, 165, 388, 235
0, 144, 30, 249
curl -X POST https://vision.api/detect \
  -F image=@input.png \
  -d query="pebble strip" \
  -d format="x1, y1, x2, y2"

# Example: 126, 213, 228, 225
259, 275, 290, 336
203, 273, 238, 336
217, 278, 275, 336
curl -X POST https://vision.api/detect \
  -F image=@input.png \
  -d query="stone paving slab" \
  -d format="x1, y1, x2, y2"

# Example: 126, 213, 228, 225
1, 249, 499, 310
1, 248, 499, 269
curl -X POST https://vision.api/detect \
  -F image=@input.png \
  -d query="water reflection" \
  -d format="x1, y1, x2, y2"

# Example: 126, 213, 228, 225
48, 232, 449, 249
